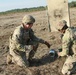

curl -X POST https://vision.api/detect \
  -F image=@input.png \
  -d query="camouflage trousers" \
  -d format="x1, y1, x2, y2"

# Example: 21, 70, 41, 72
7, 37, 39, 67
62, 55, 76, 75
8, 49, 29, 67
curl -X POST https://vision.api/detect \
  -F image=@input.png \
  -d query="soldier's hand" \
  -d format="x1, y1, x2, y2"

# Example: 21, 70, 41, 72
44, 41, 51, 48
57, 52, 61, 56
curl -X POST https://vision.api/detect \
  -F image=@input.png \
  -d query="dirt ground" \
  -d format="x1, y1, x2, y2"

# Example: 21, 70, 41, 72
0, 8, 76, 75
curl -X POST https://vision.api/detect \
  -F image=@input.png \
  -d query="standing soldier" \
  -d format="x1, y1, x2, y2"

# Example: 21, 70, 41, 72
7, 15, 51, 67
57, 20, 76, 75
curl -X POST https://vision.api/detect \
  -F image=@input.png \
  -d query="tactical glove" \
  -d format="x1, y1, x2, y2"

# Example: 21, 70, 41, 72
44, 41, 51, 48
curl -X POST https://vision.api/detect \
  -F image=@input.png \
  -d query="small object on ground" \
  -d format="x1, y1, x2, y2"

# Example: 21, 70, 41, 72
49, 49, 56, 57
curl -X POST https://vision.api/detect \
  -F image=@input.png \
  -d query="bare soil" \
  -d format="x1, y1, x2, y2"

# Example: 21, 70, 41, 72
0, 8, 76, 75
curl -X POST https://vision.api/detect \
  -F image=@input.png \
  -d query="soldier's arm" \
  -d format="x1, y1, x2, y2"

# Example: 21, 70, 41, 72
29, 29, 45, 44
59, 30, 71, 56
12, 27, 25, 52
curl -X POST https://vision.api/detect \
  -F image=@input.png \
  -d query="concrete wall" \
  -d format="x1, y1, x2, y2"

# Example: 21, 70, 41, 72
47, 0, 70, 31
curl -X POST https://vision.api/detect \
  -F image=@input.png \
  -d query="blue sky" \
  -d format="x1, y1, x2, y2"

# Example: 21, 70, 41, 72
0, 0, 75, 12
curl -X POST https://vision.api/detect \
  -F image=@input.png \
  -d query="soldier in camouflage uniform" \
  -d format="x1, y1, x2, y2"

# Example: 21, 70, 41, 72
57, 20, 76, 75
7, 15, 51, 67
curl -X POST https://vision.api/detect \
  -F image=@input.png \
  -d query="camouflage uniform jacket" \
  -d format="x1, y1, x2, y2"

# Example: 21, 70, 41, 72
10, 25, 45, 52
59, 27, 76, 56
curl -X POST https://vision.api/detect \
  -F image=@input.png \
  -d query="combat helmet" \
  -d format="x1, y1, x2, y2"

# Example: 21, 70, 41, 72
57, 20, 67, 30
22, 15, 35, 24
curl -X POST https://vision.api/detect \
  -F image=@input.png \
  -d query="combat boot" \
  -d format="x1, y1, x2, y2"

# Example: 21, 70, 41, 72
7, 54, 12, 64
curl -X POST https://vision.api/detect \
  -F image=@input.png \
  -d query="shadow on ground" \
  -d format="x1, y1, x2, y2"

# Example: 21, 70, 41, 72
29, 53, 58, 67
